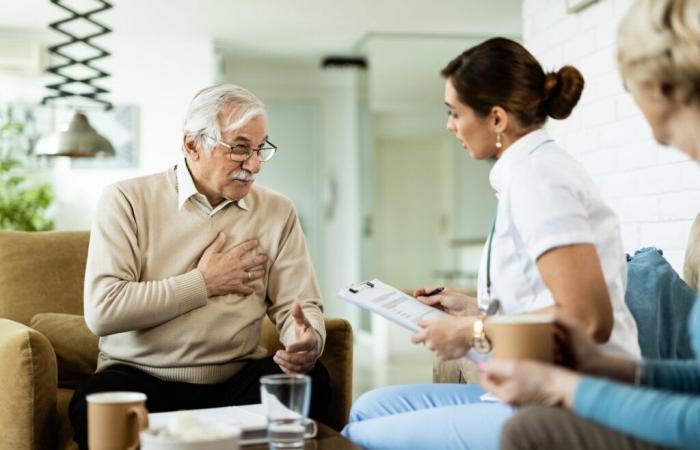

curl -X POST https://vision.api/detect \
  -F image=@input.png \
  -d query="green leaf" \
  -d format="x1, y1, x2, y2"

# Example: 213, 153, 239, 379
0, 156, 55, 231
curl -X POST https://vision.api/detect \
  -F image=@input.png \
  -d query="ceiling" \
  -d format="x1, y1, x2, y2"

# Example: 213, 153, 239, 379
0, 0, 522, 61
0, 0, 522, 119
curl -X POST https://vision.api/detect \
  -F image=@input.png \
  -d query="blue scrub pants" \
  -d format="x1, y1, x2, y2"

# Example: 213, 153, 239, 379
341, 384, 515, 450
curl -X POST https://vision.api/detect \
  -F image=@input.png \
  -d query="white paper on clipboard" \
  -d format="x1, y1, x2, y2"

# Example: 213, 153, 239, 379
337, 278, 448, 332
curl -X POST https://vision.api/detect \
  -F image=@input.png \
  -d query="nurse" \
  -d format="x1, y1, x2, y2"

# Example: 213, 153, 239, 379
342, 37, 640, 450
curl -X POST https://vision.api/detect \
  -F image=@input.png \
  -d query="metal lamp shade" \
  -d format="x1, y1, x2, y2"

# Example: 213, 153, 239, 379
34, 111, 115, 158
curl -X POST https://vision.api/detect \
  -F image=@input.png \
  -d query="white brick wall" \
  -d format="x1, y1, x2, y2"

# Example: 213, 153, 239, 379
524, 0, 700, 271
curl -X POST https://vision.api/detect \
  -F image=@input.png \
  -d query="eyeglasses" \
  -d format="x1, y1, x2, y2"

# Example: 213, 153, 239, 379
204, 135, 278, 162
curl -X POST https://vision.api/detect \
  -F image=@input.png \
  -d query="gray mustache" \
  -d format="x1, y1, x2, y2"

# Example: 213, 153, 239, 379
229, 170, 255, 182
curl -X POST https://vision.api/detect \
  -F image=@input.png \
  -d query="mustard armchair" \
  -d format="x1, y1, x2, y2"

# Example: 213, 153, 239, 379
0, 230, 353, 450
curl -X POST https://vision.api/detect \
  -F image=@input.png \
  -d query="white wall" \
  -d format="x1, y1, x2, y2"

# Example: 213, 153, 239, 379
369, 133, 453, 363
523, 0, 700, 271
1, 33, 216, 230
373, 135, 452, 287
0, 73, 44, 102
452, 152, 496, 241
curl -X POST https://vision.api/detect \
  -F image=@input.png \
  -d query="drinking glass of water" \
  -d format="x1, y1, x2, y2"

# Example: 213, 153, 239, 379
260, 374, 311, 449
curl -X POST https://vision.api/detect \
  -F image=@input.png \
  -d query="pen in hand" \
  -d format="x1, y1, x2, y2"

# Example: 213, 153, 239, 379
423, 287, 445, 297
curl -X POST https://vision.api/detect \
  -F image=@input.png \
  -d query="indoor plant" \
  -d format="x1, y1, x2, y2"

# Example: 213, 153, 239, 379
0, 116, 54, 231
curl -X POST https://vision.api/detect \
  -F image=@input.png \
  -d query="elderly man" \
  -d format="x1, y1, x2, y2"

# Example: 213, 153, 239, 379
69, 84, 330, 449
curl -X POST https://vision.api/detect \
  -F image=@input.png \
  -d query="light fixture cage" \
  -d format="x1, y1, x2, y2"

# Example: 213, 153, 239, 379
41, 0, 113, 110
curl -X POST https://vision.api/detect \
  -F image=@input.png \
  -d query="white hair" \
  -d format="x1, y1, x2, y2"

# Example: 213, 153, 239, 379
618, 0, 700, 104
182, 83, 266, 156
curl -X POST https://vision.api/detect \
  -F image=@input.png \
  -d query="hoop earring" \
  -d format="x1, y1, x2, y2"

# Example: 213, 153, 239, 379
495, 133, 502, 149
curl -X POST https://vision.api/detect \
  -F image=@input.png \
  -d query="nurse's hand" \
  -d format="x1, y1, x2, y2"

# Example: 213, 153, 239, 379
411, 315, 474, 360
414, 287, 479, 316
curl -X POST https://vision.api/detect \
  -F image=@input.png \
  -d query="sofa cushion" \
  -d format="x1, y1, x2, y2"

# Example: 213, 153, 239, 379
30, 313, 98, 388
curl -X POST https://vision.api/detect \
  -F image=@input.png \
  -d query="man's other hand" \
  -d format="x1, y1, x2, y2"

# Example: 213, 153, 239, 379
197, 232, 267, 297
274, 303, 322, 374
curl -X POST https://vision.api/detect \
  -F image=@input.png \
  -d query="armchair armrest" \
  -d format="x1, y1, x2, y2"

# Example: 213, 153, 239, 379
319, 318, 353, 431
0, 318, 58, 450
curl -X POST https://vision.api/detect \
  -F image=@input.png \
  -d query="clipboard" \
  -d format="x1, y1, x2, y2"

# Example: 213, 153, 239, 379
337, 278, 447, 332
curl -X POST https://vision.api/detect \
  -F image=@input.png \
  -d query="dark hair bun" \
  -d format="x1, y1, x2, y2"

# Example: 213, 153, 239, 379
543, 65, 584, 120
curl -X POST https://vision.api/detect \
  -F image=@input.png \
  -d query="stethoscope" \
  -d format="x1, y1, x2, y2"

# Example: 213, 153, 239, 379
482, 216, 501, 315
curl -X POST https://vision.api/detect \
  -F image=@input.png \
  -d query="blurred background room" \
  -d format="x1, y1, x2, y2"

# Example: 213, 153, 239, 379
2, 0, 699, 401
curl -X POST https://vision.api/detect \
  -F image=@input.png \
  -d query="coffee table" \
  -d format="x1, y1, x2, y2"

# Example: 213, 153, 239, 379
246, 423, 360, 450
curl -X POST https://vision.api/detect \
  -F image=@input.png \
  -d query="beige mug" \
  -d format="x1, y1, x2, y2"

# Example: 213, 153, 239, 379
487, 314, 555, 362
87, 392, 149, 450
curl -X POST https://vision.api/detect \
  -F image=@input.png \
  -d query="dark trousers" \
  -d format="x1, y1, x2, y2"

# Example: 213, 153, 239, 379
69, 357, 331, 450
501, 406, 670, 450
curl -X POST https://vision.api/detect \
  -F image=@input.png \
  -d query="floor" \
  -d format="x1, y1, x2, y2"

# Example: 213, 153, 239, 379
351, 341, 434, 401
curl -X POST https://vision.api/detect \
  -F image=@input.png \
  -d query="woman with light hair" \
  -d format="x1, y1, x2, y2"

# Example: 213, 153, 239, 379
480, 1, 700, 449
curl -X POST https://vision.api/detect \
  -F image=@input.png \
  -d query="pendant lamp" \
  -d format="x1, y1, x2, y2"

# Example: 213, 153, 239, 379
34, 111, 115, 157
34, 0, 114, 158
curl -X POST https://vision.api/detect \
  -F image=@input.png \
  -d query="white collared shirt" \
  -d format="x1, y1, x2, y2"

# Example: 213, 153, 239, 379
175, 160, 248, 216
477, 129, 640, 357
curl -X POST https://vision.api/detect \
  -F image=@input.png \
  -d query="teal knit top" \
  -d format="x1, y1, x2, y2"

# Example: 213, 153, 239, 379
574, 297, 700, 449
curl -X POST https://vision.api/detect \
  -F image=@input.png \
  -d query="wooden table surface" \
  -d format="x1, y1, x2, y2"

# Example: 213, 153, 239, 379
246, 422, 361, 450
